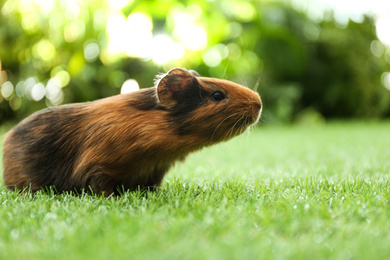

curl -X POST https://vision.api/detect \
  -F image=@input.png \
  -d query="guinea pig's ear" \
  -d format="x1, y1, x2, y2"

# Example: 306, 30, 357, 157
189, 70, 200, 77
156, 68, 197, 110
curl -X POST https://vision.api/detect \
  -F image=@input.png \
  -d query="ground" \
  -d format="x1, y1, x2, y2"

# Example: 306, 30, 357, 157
0, 121, 389, 260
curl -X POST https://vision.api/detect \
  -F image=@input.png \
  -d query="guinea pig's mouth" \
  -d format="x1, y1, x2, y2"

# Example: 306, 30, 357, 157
243, 109, 261, 129
210, 109, 260, 142
254, 105, 262, 125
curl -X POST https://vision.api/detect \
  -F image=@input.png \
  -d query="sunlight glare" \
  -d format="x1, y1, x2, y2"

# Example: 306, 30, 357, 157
65, 2, 80, 20
124, 13, 153, 58
173, 23, 207, 51
121, 79, 139, 94
376, 16, 390, 46
107, 13, 127, 55
151, 35, 185, 64
107, 13, 153, 58
109, 0, 132, 11
106, 11, 186, 64
172, 10, 207, 51
33, 0, 54, 14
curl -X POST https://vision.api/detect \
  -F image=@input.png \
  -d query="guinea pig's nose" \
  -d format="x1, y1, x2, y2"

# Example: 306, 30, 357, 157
253, 100, 262, 110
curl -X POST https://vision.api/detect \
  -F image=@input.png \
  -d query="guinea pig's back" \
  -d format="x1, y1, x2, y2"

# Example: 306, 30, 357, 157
3, 104, 87, 192
2, 89, 171, 193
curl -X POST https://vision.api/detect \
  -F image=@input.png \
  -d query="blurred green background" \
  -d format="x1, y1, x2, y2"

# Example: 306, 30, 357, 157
1, 0, 390, 125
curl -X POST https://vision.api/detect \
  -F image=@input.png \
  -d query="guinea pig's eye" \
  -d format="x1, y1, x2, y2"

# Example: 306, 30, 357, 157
211, 91, 225, 102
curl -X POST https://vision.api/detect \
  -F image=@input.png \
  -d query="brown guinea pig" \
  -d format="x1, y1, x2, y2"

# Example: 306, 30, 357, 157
2, 68, 262, 196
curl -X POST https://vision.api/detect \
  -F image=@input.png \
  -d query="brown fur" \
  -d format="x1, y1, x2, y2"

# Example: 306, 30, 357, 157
2, 68, 262, 196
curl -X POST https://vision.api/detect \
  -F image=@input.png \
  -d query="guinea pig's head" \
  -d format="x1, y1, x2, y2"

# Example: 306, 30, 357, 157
155, 68, 262, 143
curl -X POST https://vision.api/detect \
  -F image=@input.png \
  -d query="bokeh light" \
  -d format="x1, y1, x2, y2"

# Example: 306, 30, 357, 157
32, 40, 56, 62
15, 81, 25, 97
109, 0, 131, 11
151, 35, 185, 64
45, 77, 64, 105
382, 73, 390, 91
1, 0, 390, 122
64, 20, 86, 43
121, 79, 140, 94
55, 71, 71, 88
376, 16, 390, 46
173, 23, 207, 51
24, 77, 38, 100
370, 40, 385, 57
203, 44, 229, 68
84, 42, 100, 62
31, 83, 46, 101
1, 81, 14, 99
294, 0, 390, 45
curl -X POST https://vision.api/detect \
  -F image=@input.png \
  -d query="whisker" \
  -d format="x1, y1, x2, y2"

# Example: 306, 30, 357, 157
238, 76, 247, 88
239, 124, 247, 136
240, 118, 250, 135
253, 76, 261, 92
225, 112, 246, 140
220, 113, 241, 141
245, 117, 250, 129
224, 120, 238, 141
223, 105, 233, 113
259, 116, 267, 124
210, 113, 239, 142
223, 59, 230, 79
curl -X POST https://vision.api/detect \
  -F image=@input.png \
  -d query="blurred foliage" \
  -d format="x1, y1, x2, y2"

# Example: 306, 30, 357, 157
0, 0, 390, 124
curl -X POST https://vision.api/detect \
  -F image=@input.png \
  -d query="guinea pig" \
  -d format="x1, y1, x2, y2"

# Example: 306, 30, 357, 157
2, 68, 262, 196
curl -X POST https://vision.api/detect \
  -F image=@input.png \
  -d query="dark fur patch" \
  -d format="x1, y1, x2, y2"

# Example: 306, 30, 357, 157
167, 79, 227, 136
130, 88, 164, 111
174, 113, 223, 137
168, 81, 210, 133
13, 106, 84, 192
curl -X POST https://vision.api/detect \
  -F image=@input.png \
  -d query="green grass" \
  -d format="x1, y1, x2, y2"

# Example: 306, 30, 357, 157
1, 121, 390, 260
